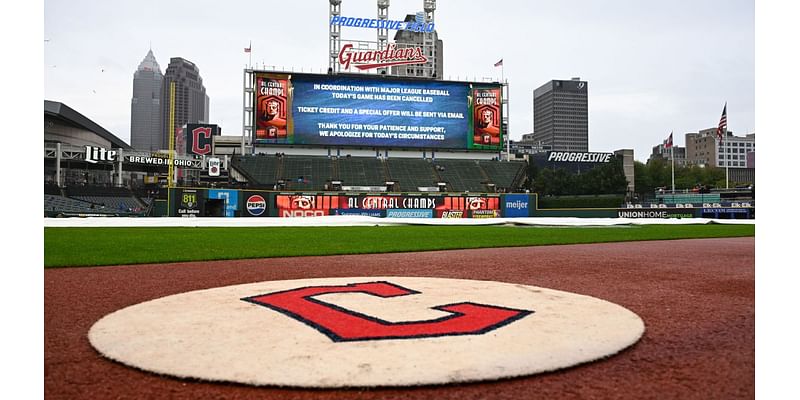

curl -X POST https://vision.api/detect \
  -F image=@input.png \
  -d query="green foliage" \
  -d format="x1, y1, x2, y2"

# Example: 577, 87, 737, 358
634, 160, 726, 198
44, 224, 754, 268
529, 156, 629, 196
537, 195, 625, 209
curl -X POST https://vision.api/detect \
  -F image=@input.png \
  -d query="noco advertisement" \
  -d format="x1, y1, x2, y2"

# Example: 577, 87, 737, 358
255, 72, 503, 151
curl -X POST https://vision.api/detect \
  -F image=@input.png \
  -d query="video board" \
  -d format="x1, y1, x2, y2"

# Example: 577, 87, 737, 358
255, 72, 502, 151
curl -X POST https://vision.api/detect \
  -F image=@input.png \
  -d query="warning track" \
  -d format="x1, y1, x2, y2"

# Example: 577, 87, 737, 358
45, 237, 754, 399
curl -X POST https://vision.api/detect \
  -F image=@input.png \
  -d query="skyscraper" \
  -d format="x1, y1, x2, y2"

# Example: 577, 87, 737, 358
390, 13, 443, 79
130, 49, 163, 151
160, 57, 209, 150
532, 78, 588, 152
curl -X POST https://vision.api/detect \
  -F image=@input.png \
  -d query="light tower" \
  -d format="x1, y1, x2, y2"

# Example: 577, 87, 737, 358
377, 0, 390, 75
423, 0, 436, 78
329, 0, 342, 74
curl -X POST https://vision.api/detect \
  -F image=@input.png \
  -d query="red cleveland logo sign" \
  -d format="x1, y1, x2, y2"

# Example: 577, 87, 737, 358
242, 281, 532, 342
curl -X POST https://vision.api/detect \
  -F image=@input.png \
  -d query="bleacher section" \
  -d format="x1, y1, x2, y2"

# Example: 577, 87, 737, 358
63, 185, 146, 214
45, 183, 62, 196
386, 158, 438, 191
433, 159, 489, 192
232, 155, 280, 187
281, 156, 333, 191
657, 193, 722, 204
45, 195, 97, 215
477, 161, 526, 191
231, 155, 527, 193
70, 196, 143, 212
337, 157, 387, 187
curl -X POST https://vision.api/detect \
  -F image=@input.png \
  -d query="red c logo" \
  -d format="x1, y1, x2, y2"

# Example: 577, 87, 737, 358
242, 281, 532, 342
191, 127, 212, 155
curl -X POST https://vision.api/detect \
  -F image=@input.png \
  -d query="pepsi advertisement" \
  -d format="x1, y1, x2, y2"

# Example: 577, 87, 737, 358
240, 191, 270, 217
254, 72, 502, 151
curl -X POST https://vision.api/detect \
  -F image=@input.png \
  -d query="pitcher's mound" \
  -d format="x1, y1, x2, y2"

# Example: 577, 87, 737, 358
89, 277, 644, 387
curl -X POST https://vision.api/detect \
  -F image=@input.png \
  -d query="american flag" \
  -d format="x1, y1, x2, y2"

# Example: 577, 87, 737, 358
665, 132, 673, 149
244, 41, 252, 53
494, 59, 503, 67
716, 103, 727, 142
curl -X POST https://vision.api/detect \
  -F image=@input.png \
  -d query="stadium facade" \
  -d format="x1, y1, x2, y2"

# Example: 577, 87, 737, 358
41, 0, 753, 219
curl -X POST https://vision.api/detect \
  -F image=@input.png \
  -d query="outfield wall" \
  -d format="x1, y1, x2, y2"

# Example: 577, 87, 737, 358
158, 188, 754, 219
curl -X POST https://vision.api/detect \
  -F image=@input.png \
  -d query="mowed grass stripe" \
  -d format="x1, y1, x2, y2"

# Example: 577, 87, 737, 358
44, 224, 754, 268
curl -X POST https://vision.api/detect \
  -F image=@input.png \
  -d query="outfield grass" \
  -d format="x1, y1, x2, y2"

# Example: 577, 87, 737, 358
43, 224, 754, 268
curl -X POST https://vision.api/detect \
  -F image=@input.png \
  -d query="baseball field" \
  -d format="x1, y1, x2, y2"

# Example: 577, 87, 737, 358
44, 222, 755, 399
44, 223, 754, 267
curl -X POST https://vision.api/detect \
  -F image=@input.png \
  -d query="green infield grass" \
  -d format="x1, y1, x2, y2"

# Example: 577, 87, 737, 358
44, 224, 754, 268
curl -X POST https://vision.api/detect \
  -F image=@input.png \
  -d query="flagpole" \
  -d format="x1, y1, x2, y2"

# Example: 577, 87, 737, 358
502, 63, 509, 162
723, 102, 729, 189
671, 137, 675, 193
725, 109, 729, 190
248, 41, 252, 69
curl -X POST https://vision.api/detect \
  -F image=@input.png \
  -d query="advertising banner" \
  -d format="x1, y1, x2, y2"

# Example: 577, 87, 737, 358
471, 209, 500, 218
438, 210, 466, 218
241, 192, 270, 217
253, 72, 503, 151
175, 188, 203, 217
333, 209, 385, 217
503, 194, 531, 217
616, 209, 694, 219
275, 194, 338, 218
208, 189, 239, 217
386, 209, 434, 218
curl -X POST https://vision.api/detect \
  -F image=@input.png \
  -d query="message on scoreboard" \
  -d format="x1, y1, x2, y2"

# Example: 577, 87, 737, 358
254, 73, 502, 151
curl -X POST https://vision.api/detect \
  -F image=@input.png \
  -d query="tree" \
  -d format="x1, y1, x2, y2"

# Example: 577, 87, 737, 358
529, 156, 628, 196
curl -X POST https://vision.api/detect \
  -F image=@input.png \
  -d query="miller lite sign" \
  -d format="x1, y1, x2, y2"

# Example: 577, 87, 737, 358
84, 146, 117, 164
208, 157, 221, 177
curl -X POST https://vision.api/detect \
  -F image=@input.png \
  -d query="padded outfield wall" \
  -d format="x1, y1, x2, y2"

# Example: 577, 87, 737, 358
160, 189, 753, 219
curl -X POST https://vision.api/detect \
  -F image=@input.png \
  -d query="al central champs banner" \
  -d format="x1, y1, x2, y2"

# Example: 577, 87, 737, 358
274, 193, 500, 218
254, 72, 502, 151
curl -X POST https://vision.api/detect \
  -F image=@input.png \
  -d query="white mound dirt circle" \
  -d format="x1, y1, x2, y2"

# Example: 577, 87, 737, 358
88, 277, 644, 387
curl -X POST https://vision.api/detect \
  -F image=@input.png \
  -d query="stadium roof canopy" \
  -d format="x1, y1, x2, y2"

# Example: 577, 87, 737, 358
44, 100, 132, 150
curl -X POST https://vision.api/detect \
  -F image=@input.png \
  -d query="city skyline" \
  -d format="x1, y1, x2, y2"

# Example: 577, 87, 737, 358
43, 0, 755, 161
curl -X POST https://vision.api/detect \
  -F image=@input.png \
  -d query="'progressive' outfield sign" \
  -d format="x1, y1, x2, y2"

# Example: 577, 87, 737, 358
547, 152, 613, 163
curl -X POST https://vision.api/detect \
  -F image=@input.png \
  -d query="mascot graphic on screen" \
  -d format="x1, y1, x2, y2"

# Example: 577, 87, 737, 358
474, 106, 500, 145
473, 88, 501, 146
256, 77, 288, 140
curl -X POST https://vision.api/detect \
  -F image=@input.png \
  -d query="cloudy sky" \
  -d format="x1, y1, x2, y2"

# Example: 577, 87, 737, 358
43, 0, 754, 161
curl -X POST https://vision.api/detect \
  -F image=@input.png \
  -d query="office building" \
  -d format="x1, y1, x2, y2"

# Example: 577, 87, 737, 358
130, 49, 163, 151
685, 129, 755, 169
390, 13, 443, 79
160, 57, 209, 150
649, 143, 687, 167
532, 78, 589, 152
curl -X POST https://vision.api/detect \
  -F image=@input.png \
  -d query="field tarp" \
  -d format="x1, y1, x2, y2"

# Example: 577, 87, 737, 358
43, 216, 755, 228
